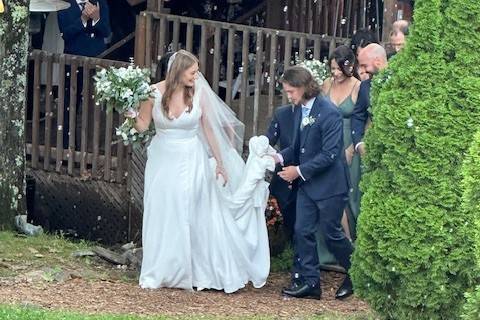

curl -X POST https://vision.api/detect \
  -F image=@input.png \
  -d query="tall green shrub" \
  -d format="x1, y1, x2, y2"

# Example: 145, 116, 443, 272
460, 131, 480, 320
350, 0, 480, 318
462, 286, 480, 320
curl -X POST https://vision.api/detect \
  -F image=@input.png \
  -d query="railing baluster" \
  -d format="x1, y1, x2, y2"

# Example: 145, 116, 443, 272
212, 26, 221, 94
67, 58, 78, 175
80, 59, 90, 175
31, 51, 41, 169
43, 53, 54, 171
239, 30, 249, 122
225, 28, 235, 106
252, 30, 263, 137
267, 32, 277, 118
56, 55, 66, 172
199, 23, 208, 74
282, 35, 292, 105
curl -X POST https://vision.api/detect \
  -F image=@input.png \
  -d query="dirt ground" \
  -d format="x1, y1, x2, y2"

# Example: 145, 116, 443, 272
0, 269, 369, 318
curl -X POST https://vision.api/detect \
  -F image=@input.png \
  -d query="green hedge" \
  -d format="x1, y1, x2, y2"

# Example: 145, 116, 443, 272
350, 0, 480, 318
460, 132, 480, 320
462, 286, 480, 320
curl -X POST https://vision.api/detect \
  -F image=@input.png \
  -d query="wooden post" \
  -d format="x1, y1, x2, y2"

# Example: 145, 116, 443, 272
134, 14, 147, 67
382, 0, 397, 42
265, 0, 283, 31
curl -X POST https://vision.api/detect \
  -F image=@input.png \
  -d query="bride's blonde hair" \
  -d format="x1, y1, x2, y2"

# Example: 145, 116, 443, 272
161, 50, 198, 119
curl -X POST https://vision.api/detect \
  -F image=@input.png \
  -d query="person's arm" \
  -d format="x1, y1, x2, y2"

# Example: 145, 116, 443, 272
128, 97, 154, 133
199, 90, 228, 185
91, 0, 111, 38
351, 80, 370, 150
265, 110, 280, 147
297, 111, 343, 180
279, 110, 300, 165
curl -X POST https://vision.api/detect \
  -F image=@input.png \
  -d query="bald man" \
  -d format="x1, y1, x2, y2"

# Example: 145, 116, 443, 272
393, 19, 410, 35
351, 44, 388, 155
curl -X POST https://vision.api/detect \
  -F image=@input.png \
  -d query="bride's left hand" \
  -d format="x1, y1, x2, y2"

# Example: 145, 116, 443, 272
216, 165, 228, 187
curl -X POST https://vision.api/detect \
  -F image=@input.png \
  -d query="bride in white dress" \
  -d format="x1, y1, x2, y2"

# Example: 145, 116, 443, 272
130, 50, 275, 293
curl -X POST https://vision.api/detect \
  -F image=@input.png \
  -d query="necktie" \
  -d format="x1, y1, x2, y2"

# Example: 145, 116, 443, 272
300, 106, 310, 130
301, 106, 310, 120
79, 1, 86, 10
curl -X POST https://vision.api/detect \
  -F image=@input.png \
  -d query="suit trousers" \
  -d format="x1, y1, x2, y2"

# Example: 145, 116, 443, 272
293, 189, 353, 285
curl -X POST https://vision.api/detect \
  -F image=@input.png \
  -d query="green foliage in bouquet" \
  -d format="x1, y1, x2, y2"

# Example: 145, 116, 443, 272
350, 0, 480, 318
94, 65, 153, 114
94, 65, 156, 147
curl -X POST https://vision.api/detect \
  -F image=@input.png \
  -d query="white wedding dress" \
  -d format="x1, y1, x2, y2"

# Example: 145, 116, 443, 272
139, 88, 275, 293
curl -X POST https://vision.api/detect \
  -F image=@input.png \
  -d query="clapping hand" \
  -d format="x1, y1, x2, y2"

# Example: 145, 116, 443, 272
84, 1, 100, 22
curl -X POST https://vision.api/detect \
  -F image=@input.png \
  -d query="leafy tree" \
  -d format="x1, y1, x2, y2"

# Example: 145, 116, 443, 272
350, 0, 480, 318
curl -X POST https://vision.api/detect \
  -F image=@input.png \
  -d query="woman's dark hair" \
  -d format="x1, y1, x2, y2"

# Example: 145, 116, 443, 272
279, 66, 321, 100
328, 45, 356, 78
154, 51, 175, 82
350, 28, 378, 55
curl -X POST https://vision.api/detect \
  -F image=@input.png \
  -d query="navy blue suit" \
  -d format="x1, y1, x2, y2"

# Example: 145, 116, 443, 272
58, 0, 111, 57
280, 95, 353, 285
351, 79, 371, 146
265, 105, 297, 239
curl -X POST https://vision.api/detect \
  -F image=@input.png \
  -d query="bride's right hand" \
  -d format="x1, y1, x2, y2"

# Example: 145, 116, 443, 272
216, 165, 228, 187
124, 109, 138, 119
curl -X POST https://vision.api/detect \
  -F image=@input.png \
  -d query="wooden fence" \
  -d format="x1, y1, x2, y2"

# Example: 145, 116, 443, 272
134, 12, 349, 136
26, 50, 129, 183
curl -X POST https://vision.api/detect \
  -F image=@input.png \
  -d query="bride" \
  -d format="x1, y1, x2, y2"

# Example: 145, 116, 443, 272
130, 50, 274, 293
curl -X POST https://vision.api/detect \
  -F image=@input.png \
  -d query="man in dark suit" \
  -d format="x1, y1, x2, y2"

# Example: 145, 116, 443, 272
57, 0, 111, 149
351, 43, 388, 155
273, 66, 353, 300
265, 104, 297, 240
58, 0, 111, 57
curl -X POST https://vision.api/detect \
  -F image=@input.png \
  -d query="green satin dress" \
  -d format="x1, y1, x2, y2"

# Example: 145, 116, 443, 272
316, 83, 361, 268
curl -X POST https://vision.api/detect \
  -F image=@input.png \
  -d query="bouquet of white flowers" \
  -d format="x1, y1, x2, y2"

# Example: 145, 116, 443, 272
297, 59, 329, 86
94, 65, 155, 148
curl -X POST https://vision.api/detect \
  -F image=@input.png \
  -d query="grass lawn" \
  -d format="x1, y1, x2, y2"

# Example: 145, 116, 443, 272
0, 231, 136, 282
0, 305, 376, 320
0, 231, 373, 319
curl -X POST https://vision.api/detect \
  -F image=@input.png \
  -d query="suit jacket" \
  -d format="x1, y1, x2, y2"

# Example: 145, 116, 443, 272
351, 79, 371, 146
280, 95, 349, 201
58, 0, 111, 57
265, 105, 297, 207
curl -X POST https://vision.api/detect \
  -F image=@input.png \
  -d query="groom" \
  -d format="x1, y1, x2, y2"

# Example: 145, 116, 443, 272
274, 66, 354, 300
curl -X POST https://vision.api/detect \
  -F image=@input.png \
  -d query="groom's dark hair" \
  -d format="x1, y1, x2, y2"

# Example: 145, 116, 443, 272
279, 66, 321, 100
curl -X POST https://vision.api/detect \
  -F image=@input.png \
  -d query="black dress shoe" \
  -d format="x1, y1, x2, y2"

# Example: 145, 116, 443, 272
282, 277, 302, 291
282, 282, 321, 300
335, 276, 353, 300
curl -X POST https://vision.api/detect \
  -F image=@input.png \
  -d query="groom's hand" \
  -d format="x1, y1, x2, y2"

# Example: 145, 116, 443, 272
278, 166, 299, 183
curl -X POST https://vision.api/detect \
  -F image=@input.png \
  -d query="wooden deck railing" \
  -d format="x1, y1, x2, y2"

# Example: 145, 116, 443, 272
26, 50, 130, 183
135, 12, 349, 136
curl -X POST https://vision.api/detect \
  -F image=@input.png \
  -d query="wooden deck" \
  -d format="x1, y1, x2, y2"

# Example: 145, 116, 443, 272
25, 13, 349, 244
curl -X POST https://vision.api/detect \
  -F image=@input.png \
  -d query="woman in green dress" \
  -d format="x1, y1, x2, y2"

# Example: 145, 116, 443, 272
317, 45, 361, 267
